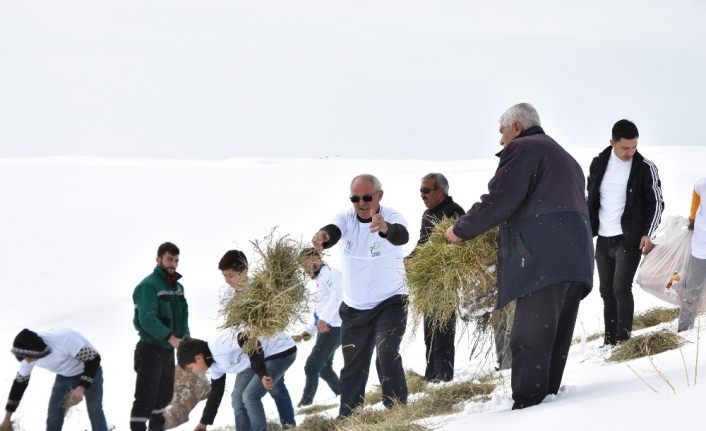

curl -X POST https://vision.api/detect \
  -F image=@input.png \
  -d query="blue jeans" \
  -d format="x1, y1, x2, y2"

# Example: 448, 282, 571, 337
232, 353, 296, 431
300, 327, 341, 405
47, 367, 107, 431
232, 369, 295, 430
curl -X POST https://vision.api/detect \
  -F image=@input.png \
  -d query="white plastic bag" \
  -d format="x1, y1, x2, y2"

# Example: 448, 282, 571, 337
635, 216, 693, 305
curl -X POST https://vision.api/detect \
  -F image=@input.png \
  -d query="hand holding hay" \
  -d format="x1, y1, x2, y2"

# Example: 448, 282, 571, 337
220, 230, 310, 352
406, 217, 498, 332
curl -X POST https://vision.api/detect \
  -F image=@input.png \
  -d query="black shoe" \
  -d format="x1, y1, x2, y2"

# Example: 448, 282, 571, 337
297, 399, 312, 408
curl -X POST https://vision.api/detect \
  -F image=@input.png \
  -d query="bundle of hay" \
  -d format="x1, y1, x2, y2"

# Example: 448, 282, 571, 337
406, 217, 498, 332
220, 230, 309, 352
608, 329, 683, 362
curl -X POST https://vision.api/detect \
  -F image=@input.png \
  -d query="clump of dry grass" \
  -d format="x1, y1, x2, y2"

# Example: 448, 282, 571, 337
297, 373, 498, 431
405, 369, 428, 395
608, 329, 683, 362
297, 415, 343, 431
297, 403, 337, 415
220, 230, 309, 352
406, 217, 498, 333
0, 422, 14, 431
632, 307, 680, 331
364, 370, 428, 406
340, 406, 427, 431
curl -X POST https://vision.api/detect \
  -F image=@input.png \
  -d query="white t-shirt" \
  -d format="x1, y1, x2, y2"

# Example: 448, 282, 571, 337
306, 264, 343, 334
17, 329, 96, 378
598, 151, 632, 237
207, 330, 251, 380
692, 177, 706, 259
331, 206, 408, 310
208, 330, 296, 380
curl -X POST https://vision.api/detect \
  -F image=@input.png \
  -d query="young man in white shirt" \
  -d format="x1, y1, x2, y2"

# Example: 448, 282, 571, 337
296, 247, 343, 407
312, 174, 409, 417
1, 328, 108, 431
587, 119, 664, 345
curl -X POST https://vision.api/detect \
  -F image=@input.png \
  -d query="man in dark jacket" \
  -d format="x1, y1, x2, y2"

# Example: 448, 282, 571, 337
406, 173, 464, 382
587, 119, 664, 345
131, 242, 190, 431
445, 103, 594, 410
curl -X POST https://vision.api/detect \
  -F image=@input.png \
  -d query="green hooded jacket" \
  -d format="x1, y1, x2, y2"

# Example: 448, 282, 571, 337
133, 266, 190, 349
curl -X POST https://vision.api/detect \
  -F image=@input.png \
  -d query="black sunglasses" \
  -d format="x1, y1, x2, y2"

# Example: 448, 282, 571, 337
420, 187, 437, 194
350, 194, 374, 203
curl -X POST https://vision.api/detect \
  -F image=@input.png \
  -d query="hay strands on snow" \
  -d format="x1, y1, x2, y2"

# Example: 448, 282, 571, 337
406, 217, 498, 333
608, 329, 684, 362
220, 229, 309, 352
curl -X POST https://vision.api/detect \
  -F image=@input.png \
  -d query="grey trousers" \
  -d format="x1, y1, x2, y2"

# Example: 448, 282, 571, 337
678, 254, 706, 332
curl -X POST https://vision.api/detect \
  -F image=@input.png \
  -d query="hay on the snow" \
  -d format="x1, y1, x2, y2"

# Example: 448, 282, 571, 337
406, 217, 498, 331
608, 329, 683, 362
632, 307, 679, 331
220, 230, 309, 352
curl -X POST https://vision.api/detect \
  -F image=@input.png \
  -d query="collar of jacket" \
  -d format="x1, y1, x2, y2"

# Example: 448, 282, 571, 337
427, 195, 455, 212
495, 125, 545, 157
597, 145, 643, 163
153, 265, 183, 284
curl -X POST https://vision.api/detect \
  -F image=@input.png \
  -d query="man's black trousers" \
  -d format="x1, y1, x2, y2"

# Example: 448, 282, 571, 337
338, 294, 408, 417
423, 314, 455, 382
510, 282, 584, 409
130, 341, 175, 431
595, 235, 641, 344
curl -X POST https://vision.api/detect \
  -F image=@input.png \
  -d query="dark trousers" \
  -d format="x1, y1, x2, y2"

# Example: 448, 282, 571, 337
338, 295, 408, 417
510, 282, 583, 409
300, 326, 342, 405
130, 341, 175, 431
423, 314, 455, 382
596, 235, 642, 344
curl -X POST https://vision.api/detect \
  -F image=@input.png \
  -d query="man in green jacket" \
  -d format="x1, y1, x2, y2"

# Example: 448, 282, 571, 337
130, 242, 190, 431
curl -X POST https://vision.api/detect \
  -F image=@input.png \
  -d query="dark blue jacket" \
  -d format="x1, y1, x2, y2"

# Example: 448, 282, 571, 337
452, 127, 594, 307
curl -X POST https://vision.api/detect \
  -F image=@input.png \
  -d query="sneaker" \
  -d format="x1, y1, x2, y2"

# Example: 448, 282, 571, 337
297, 399, 312, 408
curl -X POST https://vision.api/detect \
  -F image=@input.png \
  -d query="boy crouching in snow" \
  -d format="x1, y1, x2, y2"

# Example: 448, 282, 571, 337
177, 331, 297, 431
1, 328, 108, 431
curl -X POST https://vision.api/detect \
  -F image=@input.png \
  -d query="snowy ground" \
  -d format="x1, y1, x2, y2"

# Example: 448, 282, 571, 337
0, 146, 704, 429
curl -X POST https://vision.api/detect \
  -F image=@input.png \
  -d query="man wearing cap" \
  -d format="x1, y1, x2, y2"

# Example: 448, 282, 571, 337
312, 173, 409, 417
130, 242, 190, 431
1, 328, 108, 430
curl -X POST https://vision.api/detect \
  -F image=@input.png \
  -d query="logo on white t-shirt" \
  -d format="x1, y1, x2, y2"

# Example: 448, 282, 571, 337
369, 242, 381, 257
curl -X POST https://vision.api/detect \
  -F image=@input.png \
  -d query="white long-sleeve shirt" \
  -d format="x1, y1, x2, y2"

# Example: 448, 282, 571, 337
306, 264, 343, 334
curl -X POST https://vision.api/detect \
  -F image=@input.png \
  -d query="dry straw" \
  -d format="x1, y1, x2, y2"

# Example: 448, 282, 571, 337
406, 217, 498, 332
220, 229, 309, 352
608, 329, 683, 362
632, 307, 679, 330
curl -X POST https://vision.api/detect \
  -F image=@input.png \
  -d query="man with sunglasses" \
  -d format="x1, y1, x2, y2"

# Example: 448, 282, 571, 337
405, 173, 464, 383
445, 103, 593, 410
312, 174, 409, 417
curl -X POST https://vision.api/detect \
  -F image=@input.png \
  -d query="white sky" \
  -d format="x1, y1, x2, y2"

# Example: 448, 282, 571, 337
2, 0, 706, 160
